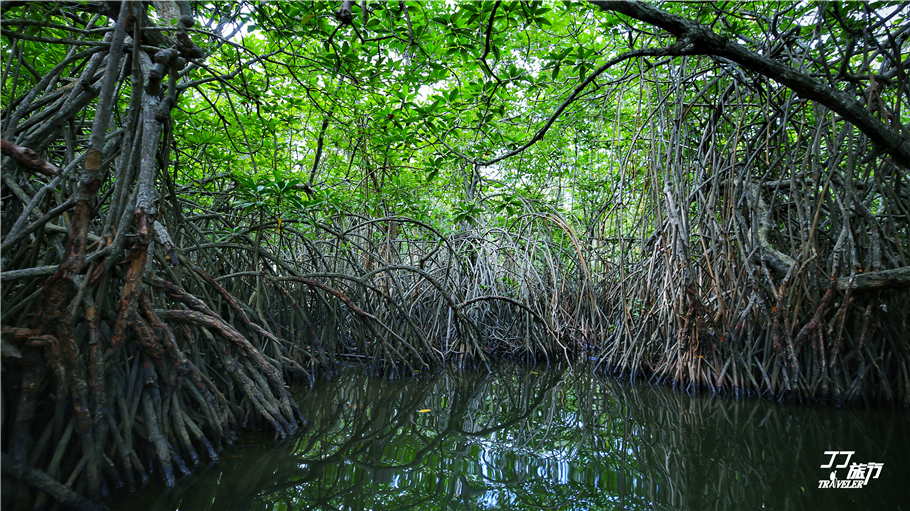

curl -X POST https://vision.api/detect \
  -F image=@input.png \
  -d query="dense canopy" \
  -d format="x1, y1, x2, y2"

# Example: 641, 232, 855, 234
2, 1, 909, 509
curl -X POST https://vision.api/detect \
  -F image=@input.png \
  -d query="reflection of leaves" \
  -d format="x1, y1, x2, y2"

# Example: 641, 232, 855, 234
123, 363, 910, 511
119, 364, 573, 511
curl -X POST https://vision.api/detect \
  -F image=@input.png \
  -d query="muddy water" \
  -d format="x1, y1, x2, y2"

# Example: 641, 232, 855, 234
106, 362, 909, 510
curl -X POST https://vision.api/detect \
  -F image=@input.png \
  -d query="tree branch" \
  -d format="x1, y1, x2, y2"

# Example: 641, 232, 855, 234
478, 1, 502, 84
0, 138, 61, 177
837, 266, 910, 292
478, 42, 690, 167
590, 0, 910, 168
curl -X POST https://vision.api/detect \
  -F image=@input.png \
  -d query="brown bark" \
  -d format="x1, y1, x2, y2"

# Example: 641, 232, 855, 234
0, 138, 61, 177
837, 266, 910, 292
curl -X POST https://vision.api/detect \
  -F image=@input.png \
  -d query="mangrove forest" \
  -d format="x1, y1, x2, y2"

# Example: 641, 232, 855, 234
1, 1, 909, 509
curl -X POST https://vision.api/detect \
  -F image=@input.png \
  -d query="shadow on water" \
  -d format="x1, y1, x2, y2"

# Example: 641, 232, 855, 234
106, 362, 910, 511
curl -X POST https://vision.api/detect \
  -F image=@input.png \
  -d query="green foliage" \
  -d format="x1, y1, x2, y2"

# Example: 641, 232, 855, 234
4, 1, 904, 256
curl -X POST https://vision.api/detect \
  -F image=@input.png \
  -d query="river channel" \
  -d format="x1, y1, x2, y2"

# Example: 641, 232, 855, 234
106, 361, 909, 510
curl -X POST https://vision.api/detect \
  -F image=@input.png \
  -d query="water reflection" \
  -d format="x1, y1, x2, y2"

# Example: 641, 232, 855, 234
107, 362, 909, 511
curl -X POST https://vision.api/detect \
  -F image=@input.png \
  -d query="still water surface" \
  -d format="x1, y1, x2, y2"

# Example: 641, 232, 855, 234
107, 362, 909, 510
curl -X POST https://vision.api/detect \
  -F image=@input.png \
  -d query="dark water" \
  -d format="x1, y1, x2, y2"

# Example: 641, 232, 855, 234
107, 362, 909, 511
